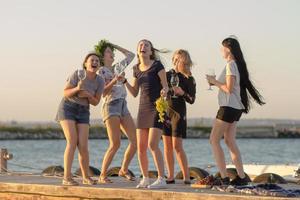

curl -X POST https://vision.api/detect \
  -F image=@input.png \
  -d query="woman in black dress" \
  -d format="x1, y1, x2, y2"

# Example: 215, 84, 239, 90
162, 49, 196, 185
125, 39, 169, 189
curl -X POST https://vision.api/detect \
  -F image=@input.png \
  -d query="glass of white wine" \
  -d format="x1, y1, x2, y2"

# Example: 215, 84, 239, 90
114, 62, 123, 87
77, 69, 86, 80
170, 73, 179, 98
206, 68, 215, 90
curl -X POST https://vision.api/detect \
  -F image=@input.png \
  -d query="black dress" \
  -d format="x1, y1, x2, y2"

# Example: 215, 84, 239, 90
163, 69, 196, 138
133, 60, 165, 129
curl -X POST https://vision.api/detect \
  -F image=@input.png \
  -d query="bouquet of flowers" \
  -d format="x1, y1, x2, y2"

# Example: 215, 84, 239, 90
155, 97, 169, 123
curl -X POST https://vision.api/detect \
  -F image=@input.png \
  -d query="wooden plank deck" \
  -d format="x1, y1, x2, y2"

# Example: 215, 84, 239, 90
0, 173, 299, 200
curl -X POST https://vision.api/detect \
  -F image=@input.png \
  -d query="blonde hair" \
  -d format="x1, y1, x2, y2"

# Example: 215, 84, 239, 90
172, 49, 193, 76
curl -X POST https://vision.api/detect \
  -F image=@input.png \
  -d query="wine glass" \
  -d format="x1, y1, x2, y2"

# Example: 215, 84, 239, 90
206, 68, 215, 90
114, 62, 123, 86
77, 69, 86, 80
170, 73, 179, 98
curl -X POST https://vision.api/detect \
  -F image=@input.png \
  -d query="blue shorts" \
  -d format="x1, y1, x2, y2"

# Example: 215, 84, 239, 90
55, 98, 90, 124
101, 98, 130, 122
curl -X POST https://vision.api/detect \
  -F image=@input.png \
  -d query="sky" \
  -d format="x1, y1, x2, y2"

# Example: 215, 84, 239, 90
0, 0, 299, 122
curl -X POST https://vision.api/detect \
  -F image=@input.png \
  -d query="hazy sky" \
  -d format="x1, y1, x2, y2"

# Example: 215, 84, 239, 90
0, 0, 299, 122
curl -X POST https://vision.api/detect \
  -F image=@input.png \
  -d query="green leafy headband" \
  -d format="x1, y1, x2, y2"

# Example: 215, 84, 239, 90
94, 39, 115, 58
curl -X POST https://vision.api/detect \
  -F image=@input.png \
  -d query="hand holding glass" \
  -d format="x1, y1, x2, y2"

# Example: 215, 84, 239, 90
206, 69, 215, 90
170, 74, 179, 98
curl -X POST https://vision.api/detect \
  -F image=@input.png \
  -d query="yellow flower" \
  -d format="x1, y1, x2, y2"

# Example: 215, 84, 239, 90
155, 97, 169, 123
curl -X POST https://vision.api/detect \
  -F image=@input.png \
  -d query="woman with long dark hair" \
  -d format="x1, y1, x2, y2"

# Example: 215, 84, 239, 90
206, 36, 265, 185
125, 39, 169, 189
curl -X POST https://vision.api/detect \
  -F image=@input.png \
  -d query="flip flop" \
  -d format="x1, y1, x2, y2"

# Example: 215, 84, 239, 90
118, 170, 135, 181
83, 177, 97, 185
98, 176, 113, 184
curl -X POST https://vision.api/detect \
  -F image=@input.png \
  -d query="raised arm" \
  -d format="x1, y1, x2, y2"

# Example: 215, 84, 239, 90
112, 44, 135, 65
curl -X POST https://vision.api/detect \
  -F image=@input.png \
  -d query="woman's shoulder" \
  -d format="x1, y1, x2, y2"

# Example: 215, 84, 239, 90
226, 60, 238, 75
153, 60, 164, 67
152, 60, 164, 72
132, 63, 139, 72
226, 60, 238, 68
96, 74, 105, 84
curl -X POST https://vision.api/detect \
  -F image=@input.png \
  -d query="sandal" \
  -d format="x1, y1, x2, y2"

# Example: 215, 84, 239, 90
98, 176, 113, 184
118, 170, 135, 181
82, 177, 97, 185
62, 178, 79, 186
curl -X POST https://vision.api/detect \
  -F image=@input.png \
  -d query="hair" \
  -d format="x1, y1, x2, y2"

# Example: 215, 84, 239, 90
82, 52, 100, 69
94, 40, 115, 65
172, 49, 193, 76
136, 39, 169, 65
222, 37, 265, 113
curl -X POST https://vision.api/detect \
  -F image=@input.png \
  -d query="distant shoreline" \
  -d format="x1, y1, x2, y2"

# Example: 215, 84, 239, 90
0, 125, 299, 140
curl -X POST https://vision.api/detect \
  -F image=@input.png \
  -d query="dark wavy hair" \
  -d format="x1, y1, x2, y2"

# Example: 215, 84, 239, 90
222, 37, 265, 113
82, 52, 100, 69
94, 40, 115, 65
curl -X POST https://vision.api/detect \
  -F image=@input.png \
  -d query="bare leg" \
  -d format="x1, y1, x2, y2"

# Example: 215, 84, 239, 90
120, 115, 137, 173
100, 117, 121, 178
209, 119, 230, 178
137, 129, 149, 177
148, 128, 164, 177
173, 137, 190, 181
60, 120, 78, 180
77, 123, 90, 179
224, 122, 245, 178
162, 135, 174, 180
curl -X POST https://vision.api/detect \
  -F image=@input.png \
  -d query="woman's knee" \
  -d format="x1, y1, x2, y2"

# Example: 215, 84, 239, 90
224, 137, 235, 149
66, 140, 77, 151
108, 141, 121, 153
209, 134, 220, 146
77, 143, 88, 154
148, 141, 159, 152
173, 143, 183, 153
129, 139, 137, 150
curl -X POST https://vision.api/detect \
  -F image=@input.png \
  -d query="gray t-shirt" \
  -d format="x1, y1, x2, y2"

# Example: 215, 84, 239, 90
66, 69, 105, 106
217, 60, 245, 110
98, 52, 134, 104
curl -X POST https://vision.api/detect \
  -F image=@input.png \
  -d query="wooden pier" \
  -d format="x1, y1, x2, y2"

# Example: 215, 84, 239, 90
0, 174, 300, 200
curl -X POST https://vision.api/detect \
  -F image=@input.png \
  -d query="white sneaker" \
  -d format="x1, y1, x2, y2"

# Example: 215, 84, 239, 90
147, 177, 167, 189
136, 177, 150, 188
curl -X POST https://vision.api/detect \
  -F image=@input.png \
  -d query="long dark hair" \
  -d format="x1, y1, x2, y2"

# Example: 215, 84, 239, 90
222, 37, 265, 113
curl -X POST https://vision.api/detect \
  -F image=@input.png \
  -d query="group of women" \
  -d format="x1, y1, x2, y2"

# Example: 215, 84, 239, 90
55, 37, 265, 189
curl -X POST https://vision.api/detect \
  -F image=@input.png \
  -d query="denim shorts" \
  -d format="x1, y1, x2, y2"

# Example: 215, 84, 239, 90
101, 98, 130, 122
55, 98, 90, 124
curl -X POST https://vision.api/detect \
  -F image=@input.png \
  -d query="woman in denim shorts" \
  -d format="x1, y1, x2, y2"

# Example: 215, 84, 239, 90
56, 51, 104, 186
95, 40, 137, 183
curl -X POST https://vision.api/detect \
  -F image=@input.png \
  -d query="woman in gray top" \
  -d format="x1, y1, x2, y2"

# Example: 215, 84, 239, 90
95, 40, 137, 183
56, 51, 105, 186
206, 36, 265, 186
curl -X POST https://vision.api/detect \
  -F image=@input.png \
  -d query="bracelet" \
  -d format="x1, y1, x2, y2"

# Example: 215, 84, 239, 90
122, 78, 127, 84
